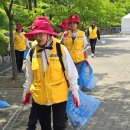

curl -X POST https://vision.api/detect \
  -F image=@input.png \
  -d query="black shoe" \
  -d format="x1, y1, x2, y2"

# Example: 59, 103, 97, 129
65, 114, 68, 128
65, 120, 68, 128
18, 70, 24, 73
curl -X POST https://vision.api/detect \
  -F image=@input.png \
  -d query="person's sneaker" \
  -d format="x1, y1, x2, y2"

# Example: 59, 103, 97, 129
91, 53, 95, 58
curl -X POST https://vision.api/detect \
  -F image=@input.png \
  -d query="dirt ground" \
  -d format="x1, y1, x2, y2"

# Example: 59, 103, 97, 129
0, 72, 30, 130
0, 75, 25, 89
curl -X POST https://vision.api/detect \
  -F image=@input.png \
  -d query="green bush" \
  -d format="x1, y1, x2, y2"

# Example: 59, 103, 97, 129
0, 30, 8, 56
0, 8, 8, 30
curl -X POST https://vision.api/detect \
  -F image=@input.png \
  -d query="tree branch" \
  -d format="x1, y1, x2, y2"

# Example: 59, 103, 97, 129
9, 0, 14, 14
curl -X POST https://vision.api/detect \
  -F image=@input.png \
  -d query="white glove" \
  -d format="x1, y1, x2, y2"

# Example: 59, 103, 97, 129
72, 89, 80, 108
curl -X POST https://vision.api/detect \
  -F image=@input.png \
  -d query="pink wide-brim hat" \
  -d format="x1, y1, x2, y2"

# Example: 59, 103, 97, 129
57, 19, 70, 29
25, 28, 57, 40
68, 13, 80, 23
16, 24, 23, 30
35, 16, 50, 22
28, 16, 49, 31
25, 19, 57, 40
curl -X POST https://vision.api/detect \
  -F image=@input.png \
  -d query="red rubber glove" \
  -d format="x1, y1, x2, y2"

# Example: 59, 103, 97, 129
22, 92, 31, 105
72, 94, 79, 108
64, 31, 69, 37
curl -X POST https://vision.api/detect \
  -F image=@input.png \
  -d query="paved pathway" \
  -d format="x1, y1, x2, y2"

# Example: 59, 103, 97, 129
0, 55, 11, 72
0, 35, 130, 130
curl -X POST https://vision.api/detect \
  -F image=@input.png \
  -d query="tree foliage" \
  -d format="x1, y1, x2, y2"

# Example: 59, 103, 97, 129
0, 8, 8, 30
0, 0, 129, 80
1, 0, 129, 30
0, 30, 8, 56
41, 0, 127, 28
0, 0, 129, 34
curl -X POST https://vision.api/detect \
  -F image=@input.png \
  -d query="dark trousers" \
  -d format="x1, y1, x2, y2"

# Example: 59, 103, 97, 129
15, 50, 24, 71
27, 101, 38, 130
34, 101, 66, 130
89, 39, 97, 54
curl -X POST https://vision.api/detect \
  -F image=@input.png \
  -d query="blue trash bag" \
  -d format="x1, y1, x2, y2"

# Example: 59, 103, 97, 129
78, 61, 97, 92
24, 49, 29, 59
66, 91, 101, 129
0, 100, 10, 108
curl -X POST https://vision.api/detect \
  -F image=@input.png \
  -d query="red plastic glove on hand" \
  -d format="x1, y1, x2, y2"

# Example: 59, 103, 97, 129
72, 94, 79, 108
72, 90, 80, 108
22, 92, 31, 105
64, 31, 69, 37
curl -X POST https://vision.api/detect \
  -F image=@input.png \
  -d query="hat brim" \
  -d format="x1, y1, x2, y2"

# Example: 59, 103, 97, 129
16, 27, 23, 30
50, 31, 58, 36
25, 30, 57, 40
57, 24, 70, 29
68, 19, 80, 23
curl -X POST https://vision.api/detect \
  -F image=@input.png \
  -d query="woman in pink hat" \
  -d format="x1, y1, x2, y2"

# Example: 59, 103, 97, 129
57, 19, 70, 40
14, 24, 29, 73
63, 14, 89, 74
22, 18, 80, 130
25, 17, 51, 130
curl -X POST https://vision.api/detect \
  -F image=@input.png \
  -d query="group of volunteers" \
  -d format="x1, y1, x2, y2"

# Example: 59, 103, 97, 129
14, 14, 100, 73
13, 13, 100, 130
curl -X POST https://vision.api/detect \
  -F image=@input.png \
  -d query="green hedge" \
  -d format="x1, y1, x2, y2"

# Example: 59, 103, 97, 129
0, 30, 8, 56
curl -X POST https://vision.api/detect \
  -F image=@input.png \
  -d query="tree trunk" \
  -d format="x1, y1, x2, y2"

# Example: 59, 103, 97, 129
4, 0, 18, 80
28, 0, 32, 10
9, 16, 18, 80
26, 3, 28, 9
34, 0, 37, 8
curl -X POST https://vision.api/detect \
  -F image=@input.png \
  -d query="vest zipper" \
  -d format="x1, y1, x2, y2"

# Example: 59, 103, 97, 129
44, 73, 49, 104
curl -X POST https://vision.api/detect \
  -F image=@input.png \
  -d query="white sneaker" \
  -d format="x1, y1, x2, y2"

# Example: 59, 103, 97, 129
91, 53, 94, 56
91, 53, 95, 58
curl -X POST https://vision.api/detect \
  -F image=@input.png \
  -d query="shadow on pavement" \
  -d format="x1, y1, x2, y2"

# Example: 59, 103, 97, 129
95, 46, 130, 58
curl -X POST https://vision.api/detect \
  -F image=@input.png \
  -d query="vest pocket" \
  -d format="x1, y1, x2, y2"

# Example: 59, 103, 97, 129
51, 83, 68, 103
50, 68, 65, 84
32, 69, 41, 83
30, 84, 46, 105
50, 57, 65, 84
